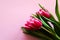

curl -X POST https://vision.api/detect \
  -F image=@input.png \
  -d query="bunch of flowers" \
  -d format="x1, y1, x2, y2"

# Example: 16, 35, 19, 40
21, 0, 60, 40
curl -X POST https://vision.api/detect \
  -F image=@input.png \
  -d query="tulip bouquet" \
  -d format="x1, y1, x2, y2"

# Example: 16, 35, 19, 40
21, 0, 60, 40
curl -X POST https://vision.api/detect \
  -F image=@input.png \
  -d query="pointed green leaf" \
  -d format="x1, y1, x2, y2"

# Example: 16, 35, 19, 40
42, 16, 60, 36
55, 0, 60, 22
38, 16, 55, 34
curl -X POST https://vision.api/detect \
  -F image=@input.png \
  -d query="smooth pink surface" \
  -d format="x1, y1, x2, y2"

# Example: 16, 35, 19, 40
0, 0, 60, 40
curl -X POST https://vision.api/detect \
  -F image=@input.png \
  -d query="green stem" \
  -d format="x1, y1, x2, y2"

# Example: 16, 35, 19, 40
54, 34, 60, 40
21, 27, 52, 40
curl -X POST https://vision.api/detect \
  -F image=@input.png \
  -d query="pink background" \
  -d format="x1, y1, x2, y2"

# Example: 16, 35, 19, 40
0, 0, 60, 40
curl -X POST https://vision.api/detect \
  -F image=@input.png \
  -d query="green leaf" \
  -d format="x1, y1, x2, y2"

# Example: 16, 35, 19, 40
41, 16, 54, 30
44, 16, 60, 28
42, 16, 60, 37
55, 0, 60, 22
38, 15, 55, 34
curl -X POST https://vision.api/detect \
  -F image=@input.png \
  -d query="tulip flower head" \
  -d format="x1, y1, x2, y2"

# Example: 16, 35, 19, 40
24, 16, 42, 30
37, 9, 50, 18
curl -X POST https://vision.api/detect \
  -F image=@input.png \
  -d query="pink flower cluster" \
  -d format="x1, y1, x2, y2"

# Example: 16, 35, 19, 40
24, 9, 50, 30
24, 16, 42, 30
37, 9, 50, 18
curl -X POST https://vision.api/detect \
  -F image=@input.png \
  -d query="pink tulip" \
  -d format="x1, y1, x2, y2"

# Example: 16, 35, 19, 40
37, 9, 50, 18
24, 16, 42, 30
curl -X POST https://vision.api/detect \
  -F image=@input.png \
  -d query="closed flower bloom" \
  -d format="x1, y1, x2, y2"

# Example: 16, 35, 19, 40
24, 16, 42, 30
37, 9, 50, 18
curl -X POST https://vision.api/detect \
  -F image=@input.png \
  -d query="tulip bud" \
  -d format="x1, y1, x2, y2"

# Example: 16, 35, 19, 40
24, 16, 42, 30
37, 9, 50, 18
